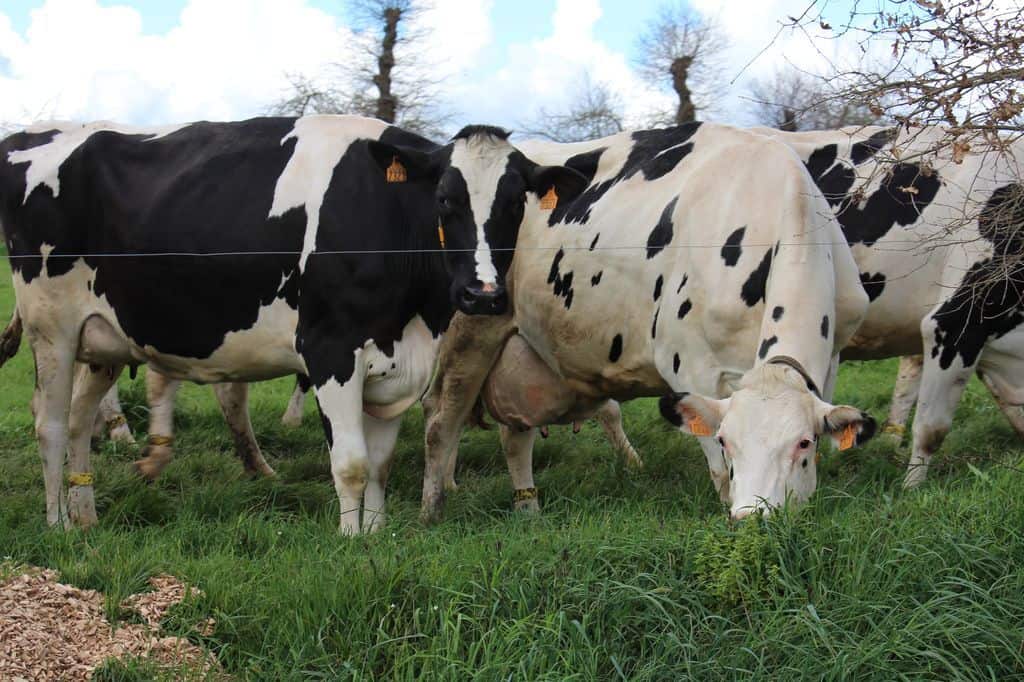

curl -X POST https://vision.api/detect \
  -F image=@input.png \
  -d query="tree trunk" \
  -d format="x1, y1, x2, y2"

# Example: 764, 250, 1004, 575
780, 108, 798, 132
373, 7, 401, 124
670, 56, 696, 124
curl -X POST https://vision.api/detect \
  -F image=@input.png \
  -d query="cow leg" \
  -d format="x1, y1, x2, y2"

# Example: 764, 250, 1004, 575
977, 370, 1024, 440
698, 436, 731, 503
133, 370, 181, 480
594, 400, 642, 468
421, 312, 515, 522
883, 355, 924, 444
314, 370, 370, 535
29, 338, 76, 527
212, 382, 275, 477
96, 383, 135, 444
361, 412, 402, 533
67, 363, 122, 526
904, 356, 973, 488
500, 425, 540, 512
281, 374, 310, 428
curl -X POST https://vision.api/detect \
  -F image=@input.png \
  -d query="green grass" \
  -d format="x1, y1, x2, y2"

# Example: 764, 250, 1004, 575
2, 258, 1024, 680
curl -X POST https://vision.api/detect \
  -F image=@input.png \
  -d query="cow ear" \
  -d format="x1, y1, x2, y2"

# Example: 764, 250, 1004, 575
659, 392, 729, 438
366, 141, 441, 183
528, 165, 589, 204
816, 403, 877, 451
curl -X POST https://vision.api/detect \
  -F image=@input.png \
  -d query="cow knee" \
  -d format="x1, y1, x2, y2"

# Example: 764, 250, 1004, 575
333, 456, 369, 491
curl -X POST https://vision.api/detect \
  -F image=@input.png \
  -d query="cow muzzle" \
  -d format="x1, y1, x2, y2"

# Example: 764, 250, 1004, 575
458, 282, 508, 315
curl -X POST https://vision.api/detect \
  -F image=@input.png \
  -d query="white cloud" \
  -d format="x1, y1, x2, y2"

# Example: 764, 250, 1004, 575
0, 0, 497, 132
451, 0, 672, 132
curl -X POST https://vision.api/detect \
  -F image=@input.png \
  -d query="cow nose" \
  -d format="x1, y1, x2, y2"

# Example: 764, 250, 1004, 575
730, 508, 754, 522
458, 283, 508, 315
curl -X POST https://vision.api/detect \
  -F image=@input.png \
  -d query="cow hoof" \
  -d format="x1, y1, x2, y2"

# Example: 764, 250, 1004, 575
419, 498, 445, 525
109, 424, 137, 445
443, 477, 459, 492
363, 510, 387, 533
67, 486, 98, 528
132, 446, 173, 481
902, 468, 928, 489
280, 413, 303, 428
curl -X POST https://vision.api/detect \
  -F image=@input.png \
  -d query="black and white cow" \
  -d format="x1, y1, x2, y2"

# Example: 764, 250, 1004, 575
755, 125, 1024, 487
0, 116, 583, 532
416, 124, 878, 520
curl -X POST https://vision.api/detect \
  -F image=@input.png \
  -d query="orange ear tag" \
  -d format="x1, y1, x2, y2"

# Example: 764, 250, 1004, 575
437, 223, 446, 248
386, 157, 407, 183
838, 424, 856, 451
688, 414, 714, 437
539, 187, 558, 210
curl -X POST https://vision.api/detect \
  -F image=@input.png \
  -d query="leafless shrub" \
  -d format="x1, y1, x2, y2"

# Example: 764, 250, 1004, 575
521, 73, 625, 143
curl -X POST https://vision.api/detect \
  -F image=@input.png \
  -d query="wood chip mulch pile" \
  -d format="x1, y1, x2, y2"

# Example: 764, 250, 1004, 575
0, 565, 221, 681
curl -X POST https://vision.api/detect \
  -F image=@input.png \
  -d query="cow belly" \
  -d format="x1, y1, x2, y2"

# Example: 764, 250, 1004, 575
138, 297, 302, 382
362, 315, 440, 414
481, 334, 584, 429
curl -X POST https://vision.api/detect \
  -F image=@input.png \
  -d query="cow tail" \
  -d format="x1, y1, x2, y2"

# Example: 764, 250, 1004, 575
0, 307, 22, 367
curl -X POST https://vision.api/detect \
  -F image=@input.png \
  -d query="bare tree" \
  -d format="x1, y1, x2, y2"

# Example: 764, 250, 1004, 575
268, 0, 448, 138
522, 73, 625, 143
635, 3, 729, 124
748, 65, 883, 131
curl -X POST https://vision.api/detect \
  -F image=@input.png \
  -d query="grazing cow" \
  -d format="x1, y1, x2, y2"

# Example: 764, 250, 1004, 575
0, 116, 577, 532
756, 126, 1024, 487
415, 124, 877, 521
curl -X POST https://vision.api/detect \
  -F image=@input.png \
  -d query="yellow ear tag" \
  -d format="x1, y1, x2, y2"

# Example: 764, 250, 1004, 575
838, 424, 856, 451
386, 157, 407, 183
539, 186, 558, 210
437, 223, 446, 248
688, 414, 714, 437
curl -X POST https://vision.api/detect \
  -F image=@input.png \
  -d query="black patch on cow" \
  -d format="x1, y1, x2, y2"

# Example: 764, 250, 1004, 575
860, 272, 886, 301
646, 197, 678, 258
673, 352, 680, 373
653, 275, 664, 301
547, 248, 575, 309
549, 124, 700, 226
820, 315, 830, 339
677, 273, 688, 294
678, 299, 692, 319
651, 307, 660, 339
772, 306, 784, 322
452, 125, 510, 141
609, 334, 623, 362
930, 184, 1024, 370
850, 128, 896, 165
589, 233, 600, 250
803, 143, 942, 246
591, 270, 602, 286
564, 148, 606, 184
721, 227, 745, 266
758, 336, 778, 359
741, 248, 773, 306
316, 397, 333, 448
658, 392, 686, 427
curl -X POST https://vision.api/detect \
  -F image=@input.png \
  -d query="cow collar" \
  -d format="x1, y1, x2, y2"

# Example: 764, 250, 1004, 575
766, 355, 821, 398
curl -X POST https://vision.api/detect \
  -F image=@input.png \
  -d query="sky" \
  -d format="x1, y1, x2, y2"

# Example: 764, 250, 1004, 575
0, 0, 864, 135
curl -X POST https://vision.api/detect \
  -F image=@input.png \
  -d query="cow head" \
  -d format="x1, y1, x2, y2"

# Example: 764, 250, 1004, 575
369, 126, 587, 316
659, 360, 876, 519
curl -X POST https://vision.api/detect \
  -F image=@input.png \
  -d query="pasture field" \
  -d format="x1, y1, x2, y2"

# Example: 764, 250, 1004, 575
2, 256, 1024, 680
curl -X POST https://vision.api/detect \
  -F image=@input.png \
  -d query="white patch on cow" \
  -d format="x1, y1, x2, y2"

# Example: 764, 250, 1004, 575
361, 315, 440, 415
268, 115, 388, 271
450, 138, 506, 285
7, 121, 187, 204
38, 243, 54, 271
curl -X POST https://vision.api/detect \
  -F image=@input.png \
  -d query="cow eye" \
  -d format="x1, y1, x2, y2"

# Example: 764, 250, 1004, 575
438, 196, 453, 209
799, 439, 811, 449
